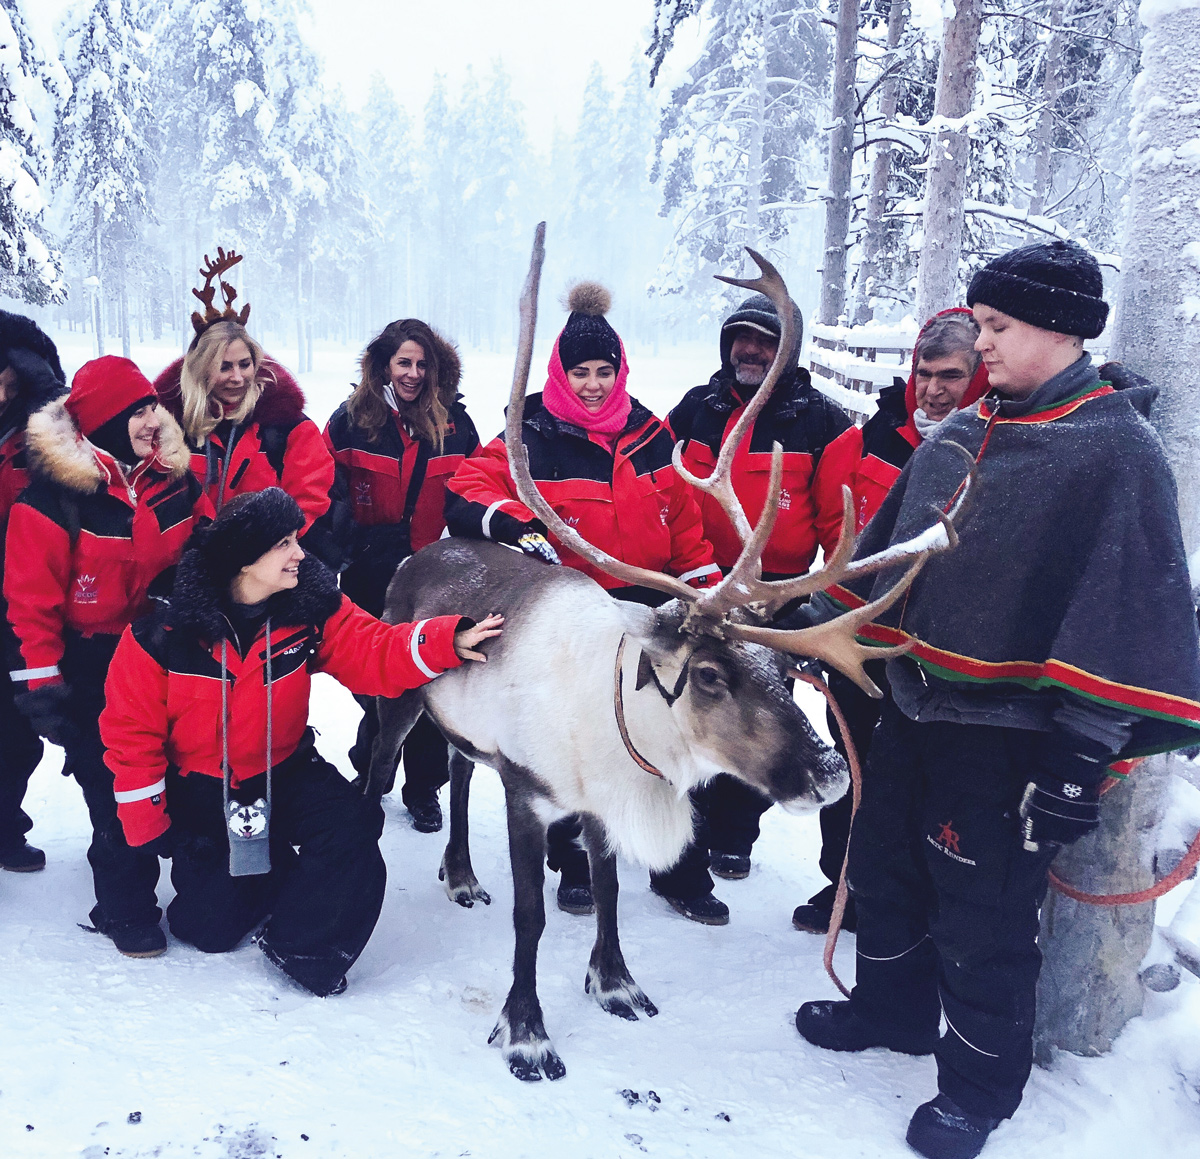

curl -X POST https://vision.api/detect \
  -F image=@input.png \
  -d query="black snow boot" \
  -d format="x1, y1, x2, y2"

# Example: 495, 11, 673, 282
651, 885, 729, 926
906, 1094, 1001, 1159
404, 788, 443, 834
709, 851, 751, 880
85, 905, 167, 958
792, 884, 857, 934
556, 858, 595, 915
0, 841, 46, 872
795, 1000, 937, 1056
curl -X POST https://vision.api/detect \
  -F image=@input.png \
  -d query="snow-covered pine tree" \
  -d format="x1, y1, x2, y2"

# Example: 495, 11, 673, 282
56, 0, 157, 357
0, 0, 67, 304
651, 0, 828, 318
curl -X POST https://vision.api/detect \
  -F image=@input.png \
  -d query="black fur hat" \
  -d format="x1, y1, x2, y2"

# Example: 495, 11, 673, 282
185, 488, 305, 586
0, 310, 66, 385
967, 240, 1108, 339
557, 282, 622, 372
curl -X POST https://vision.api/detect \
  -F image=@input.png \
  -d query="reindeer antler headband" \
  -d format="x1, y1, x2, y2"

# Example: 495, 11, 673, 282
190, 247, 251, 337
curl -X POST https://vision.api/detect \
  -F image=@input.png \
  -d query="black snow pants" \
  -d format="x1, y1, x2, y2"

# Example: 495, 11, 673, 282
165, 736, 386, 996
342, 549, 449, 805
0, 596, 43, 856
61, 632, 162, 928
846, 698, 1058, 1121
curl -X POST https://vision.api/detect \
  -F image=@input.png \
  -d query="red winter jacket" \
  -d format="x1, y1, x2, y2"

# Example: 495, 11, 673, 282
445, 393, 719, 593
101, 563, 464, 846
154, 357, 333, 532
667, 369, 853, 578
4, 399, 209, 691
819, 308, 992, 534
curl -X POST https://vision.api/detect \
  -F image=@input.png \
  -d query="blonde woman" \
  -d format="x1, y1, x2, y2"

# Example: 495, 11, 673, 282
154, 256, 334, 551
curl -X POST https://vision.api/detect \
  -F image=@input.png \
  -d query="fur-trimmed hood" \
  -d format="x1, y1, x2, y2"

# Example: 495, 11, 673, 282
24, 397, 192, 495
167, 551, 342, 644
154, 355, 307, 431
411, 325, 462, 412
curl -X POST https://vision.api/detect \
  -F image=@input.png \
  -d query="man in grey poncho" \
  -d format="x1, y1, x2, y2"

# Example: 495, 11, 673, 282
793, 240, 1200, 1159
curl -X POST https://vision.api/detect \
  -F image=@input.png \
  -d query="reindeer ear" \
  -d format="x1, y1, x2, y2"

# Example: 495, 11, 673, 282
636, 649, 655, 691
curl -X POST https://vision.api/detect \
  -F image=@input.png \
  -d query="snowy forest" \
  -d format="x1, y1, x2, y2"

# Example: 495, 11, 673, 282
0, 0, 1157, 364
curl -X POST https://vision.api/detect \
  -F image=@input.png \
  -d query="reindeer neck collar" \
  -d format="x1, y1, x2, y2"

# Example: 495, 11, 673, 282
614, 633, 680, 781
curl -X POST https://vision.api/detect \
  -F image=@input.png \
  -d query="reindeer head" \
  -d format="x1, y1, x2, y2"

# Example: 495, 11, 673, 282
190, 247, 252, 337
505, 224, 974, 810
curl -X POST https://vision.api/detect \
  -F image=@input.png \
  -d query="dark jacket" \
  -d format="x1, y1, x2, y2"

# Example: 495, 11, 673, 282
4, 398, 207, 692
816, 355, 1200, 760
100, 554, 464, 847
668, 367, 852, 577
154, 357, 334, 535
445, 393, 719, 593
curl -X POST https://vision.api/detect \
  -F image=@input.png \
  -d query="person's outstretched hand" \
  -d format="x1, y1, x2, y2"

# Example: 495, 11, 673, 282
454, 613, 504, 662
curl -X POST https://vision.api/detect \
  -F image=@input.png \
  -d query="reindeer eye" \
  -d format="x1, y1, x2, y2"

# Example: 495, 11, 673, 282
691, 663, 728, 695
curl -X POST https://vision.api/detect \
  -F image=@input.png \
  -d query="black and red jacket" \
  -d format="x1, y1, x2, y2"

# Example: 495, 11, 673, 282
668, 367, 853, 577
100, 556, 464, 847
445, 393, 719, 593
4, 399, 208, 692
324, 397, 481, 555
819, 308, 992, 533
154, 357, 333, 534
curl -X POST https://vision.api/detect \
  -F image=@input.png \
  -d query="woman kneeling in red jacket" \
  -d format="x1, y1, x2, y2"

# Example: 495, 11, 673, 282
100, 488, 501, 996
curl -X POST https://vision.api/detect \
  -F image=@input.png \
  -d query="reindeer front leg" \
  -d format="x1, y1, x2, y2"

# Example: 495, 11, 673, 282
488, 772, 565, 1081
438, 748, 490, 906
580, 815, 659, 1021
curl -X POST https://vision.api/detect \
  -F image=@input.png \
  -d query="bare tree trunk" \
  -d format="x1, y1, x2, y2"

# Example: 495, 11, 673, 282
914, 0, 982, 324
852, 0, 908, 324
1027, 0, 1064, 224
745, 13, 767, 251
92, 206, 105, 359
819, 0, 860, 326
119, 269, 131, 360
1035, 1, 1200, 1060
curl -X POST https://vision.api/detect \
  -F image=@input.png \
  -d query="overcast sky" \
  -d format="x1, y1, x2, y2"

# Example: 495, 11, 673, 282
38, 0, 708, 147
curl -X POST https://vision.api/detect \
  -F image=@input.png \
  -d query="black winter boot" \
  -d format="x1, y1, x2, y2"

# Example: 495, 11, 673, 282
0, 841, 45, 872
795, 1000, 937, 1055
792, 884, 857, 934
85, 905, 167, 958
651, 885, 729, 926
404, 789, 443, 834
906, 1094, 1001, 1159
709, 851, 751, 880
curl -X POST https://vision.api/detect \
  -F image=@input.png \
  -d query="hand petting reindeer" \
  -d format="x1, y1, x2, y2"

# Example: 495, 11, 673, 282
364, 223, 972, 1082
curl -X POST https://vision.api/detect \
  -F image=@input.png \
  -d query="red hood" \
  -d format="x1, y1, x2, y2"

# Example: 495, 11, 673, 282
899, 307, 991, 446
153, 355, 306, 428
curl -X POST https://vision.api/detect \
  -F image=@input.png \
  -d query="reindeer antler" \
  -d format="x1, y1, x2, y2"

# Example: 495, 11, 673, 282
503, 226, 976, 693
190, 247, 251, 335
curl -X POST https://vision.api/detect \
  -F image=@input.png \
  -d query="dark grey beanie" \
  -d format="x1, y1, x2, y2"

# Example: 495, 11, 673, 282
719, 294, 804, 369
966, 240, 1108, 339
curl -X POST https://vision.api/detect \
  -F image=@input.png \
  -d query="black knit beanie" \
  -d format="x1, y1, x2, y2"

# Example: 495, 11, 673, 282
966, 240, 1108, 339
187, 488, 305, 584
557, 282, 622, 372
88, 394, 156, 465
719, 293, 804, 369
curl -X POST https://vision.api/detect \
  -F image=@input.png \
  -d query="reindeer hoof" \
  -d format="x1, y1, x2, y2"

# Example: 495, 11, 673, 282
585, 967, 659, 1020
441, 863, 492, 907
490, 1015, 566, 1081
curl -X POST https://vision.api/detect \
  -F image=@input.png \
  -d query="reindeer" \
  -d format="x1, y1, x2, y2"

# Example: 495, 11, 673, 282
365, 225, 970, 1082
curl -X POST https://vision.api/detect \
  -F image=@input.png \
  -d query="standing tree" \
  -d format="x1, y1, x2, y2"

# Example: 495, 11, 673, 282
651, 0, 828, 316
56, 0, 157, 357
0, 0, 67, 304
914, 0, 982, 322
817, 0, 859, 326
1035, 0, 1200, 1059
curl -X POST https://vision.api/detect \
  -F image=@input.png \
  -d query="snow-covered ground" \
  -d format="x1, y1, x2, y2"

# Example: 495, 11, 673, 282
2, 336, 1199, 1158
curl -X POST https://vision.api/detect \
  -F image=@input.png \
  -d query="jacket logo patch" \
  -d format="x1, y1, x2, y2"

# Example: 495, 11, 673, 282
73, 574, 99, 604
778, 488, 792, 511
660, 504, 670, 526
926, 821, 977, 866
565, 516, 580, 527
354, 480, 372, 507
418, 633, 426, 645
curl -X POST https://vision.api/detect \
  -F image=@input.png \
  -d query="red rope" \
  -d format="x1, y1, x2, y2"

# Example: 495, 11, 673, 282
792, 670, 860, 998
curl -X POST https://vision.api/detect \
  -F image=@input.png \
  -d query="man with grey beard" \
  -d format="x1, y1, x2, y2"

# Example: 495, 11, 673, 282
657, 293, 852, 919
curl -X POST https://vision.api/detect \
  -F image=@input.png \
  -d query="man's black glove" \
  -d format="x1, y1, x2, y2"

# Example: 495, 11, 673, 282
15, 683, 80, 749
139, 829, 178, 859
1019, 731, 1113, 847
517, 530, 561, 566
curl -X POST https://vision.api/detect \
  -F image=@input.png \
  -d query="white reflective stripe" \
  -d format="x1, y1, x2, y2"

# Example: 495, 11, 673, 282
114, 779, 167, 805
8, 665, 60, 682
679, 564, 721, 583
856, 934, 930, 963
409, 619, 438, 680
481, 500, 511, 541
943, 1009, 1000, 1058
